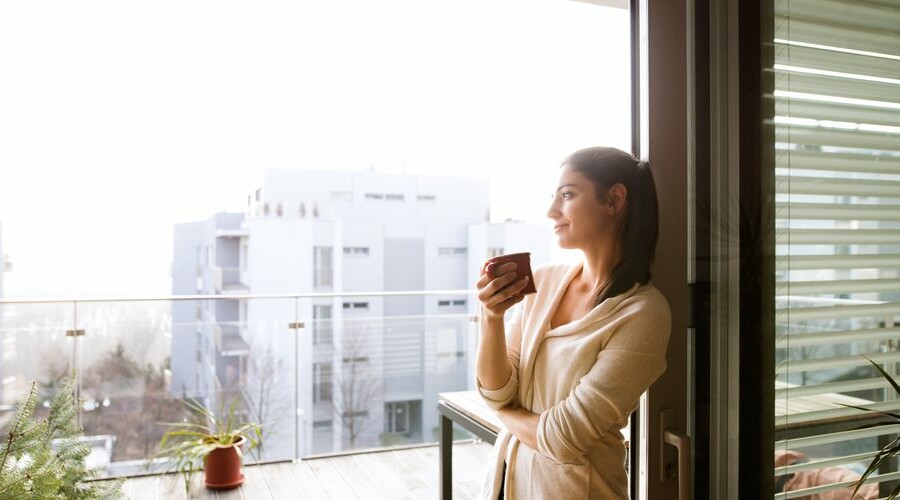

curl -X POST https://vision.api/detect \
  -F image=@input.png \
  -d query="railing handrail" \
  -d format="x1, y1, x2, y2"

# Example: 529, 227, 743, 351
0, 289, 476, 305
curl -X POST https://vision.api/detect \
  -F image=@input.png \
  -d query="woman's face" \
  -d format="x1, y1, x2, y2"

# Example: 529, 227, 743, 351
546, 166, 621, 250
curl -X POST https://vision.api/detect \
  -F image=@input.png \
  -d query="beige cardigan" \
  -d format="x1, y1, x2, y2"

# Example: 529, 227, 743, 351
476, 262, 671, 500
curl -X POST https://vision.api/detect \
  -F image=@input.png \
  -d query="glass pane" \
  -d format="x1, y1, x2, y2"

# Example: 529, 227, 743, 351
773, 0, 900, 496
303, 305, 474, 456
0, 302, 73, 426
72, 297, 297, 477
75, 300, 178, 477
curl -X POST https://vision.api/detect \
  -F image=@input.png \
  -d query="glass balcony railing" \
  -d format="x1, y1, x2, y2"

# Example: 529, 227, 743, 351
0, 291, 479, 479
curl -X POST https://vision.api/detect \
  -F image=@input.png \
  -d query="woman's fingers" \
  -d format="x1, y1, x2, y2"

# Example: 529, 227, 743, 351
477, 273, 518, 303
480, 276, 529, 309
495, 293, 525, 311
492, 262, 517, 277
476, 262, 513, 289
476, 262, 529, 318
494, 276, 529, 303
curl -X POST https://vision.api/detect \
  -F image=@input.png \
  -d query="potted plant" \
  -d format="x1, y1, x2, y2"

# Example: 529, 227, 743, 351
155, 397, 262, 493
840, 358, 900, 499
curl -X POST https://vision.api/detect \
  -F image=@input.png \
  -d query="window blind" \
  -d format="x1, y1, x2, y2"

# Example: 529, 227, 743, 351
773, 0, 900, 497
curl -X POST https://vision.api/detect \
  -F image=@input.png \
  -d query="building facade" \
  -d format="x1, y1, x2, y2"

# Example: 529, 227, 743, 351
172, 169, 551, 459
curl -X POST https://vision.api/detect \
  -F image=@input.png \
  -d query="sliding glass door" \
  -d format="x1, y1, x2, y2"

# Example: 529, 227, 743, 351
773, 0, 900, 497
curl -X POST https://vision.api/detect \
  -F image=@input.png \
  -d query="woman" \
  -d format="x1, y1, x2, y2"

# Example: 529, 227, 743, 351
475, 147, 671, 499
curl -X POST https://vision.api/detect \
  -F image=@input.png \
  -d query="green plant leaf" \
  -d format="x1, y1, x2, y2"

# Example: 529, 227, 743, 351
867, 358, 900, 397
835, 402, 900, 421
153, 395, 264, 495
844, 357, 900, 499
888, 477, 900, 500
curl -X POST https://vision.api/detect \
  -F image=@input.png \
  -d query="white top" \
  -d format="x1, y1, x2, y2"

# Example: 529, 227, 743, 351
476, 262, 671, 499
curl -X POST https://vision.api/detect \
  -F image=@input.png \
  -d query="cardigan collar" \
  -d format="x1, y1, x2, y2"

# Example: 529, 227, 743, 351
542, 262, 643, 338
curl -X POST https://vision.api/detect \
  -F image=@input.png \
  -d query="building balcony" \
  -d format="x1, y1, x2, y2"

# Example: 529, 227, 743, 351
214, 322, 251, 357
4, 289, 896, 497
0, 290, 483, 492
212, 266, 249, 294
215, 227, 250, 238
117, 441, 491, 499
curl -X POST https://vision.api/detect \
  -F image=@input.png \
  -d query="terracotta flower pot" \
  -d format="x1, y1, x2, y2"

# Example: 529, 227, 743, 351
204, 436, 247, 490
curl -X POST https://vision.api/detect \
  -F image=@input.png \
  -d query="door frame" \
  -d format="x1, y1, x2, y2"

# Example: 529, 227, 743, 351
699, 0, 775, 497
630, 1, 691, 499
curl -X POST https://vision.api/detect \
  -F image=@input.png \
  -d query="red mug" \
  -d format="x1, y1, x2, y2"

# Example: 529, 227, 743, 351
482, 252, 537, 295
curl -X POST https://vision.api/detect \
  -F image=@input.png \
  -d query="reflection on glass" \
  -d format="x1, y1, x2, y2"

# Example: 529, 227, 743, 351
773, 0, 900, 495
0, 295, 476, 478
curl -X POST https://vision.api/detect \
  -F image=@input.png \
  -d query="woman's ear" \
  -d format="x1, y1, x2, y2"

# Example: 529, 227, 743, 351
606, 183, 628, 214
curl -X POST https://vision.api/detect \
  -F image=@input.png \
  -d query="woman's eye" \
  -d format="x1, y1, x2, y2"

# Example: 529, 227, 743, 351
561, 191, 573, 200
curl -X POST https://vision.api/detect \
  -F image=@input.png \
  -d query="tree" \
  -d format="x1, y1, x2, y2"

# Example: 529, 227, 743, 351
241, 346, 290, 459
0, 377, 122, 499
78, 344, 184, 462
331, 324, 382, 449
37, 347, 70, 408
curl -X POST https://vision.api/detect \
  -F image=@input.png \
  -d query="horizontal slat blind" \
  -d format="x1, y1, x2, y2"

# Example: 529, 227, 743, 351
773, 0, 900, 497
774, 150, 900, 175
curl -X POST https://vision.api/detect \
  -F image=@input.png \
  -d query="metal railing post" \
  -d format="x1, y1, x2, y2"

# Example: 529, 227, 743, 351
291, 297, 302, 461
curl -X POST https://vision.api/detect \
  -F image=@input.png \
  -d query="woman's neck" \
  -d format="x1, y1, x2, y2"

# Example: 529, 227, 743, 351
579, 239, 622, 292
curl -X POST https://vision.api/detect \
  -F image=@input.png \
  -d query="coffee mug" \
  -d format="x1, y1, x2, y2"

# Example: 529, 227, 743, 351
482, 252, 537, 295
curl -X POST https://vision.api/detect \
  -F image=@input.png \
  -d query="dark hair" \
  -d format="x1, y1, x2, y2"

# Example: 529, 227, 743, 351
562, 147, 660, 306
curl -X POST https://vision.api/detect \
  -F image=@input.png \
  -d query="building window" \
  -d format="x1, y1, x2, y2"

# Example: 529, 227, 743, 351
331, 191, 353, 202
417, 194, 436, 202
438, 299, 467, 307
438, 247, 467, 256
452, 299, 466, 306
342, 301, 369, 310
312, 420, 333, 429
313, 247, 333, 287
313, 305, 333, 345
365, 192, 404, 201
313, 362, 332, 403
342, 246, 370, 256
437, 300, 450, 307
487, 247, 504, 258
385, 401, 412, 434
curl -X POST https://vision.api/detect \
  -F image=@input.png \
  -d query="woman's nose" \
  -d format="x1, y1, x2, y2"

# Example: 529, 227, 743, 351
546, 198, 560, 219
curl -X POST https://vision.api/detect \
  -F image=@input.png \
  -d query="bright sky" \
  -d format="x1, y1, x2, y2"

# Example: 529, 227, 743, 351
0, 0, 630, 298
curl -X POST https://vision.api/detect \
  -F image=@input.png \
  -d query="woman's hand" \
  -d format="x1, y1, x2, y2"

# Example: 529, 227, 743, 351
476, 262, 530, 321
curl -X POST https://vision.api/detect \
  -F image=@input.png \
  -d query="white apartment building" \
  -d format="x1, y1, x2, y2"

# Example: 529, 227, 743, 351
171, 169, 550, 460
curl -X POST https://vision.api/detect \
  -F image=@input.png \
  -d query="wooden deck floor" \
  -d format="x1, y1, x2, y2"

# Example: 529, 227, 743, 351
119, 441, 493, 499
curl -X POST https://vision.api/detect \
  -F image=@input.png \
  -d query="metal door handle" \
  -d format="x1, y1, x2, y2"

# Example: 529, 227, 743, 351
659, 409, 691, 500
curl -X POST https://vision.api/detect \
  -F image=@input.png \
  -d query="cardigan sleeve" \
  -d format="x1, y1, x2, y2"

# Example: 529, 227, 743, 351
535, 295, 671, 464
476, 303, 523, 410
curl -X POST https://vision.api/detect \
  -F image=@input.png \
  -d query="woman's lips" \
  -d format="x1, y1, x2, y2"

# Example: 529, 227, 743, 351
553, 224, 568, 232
